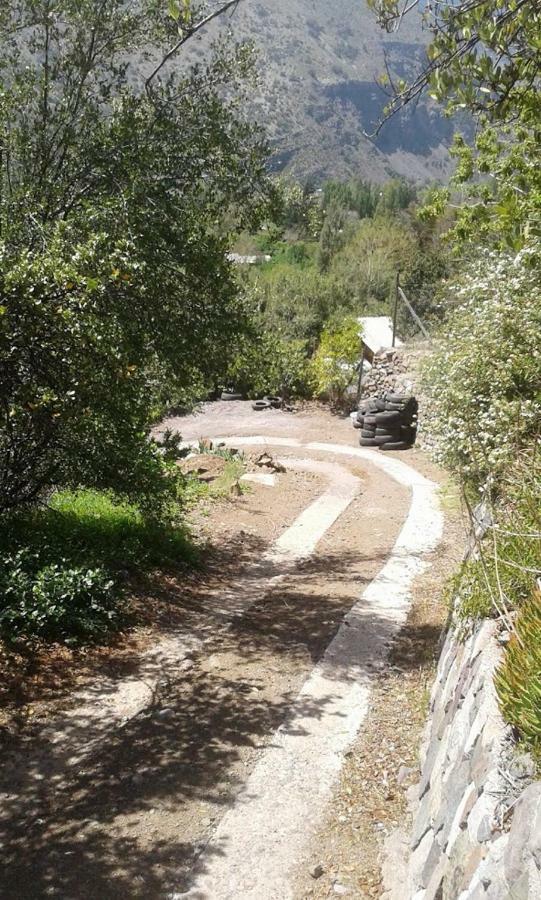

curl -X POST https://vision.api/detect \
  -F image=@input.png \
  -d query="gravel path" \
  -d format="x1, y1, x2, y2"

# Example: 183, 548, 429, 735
0, 404, 447, 899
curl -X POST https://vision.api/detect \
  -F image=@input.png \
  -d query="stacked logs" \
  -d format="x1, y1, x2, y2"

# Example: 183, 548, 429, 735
352, 392, 418, 450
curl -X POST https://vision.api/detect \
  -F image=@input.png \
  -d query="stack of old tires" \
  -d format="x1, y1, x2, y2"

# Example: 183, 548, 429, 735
354, 392, 418, 450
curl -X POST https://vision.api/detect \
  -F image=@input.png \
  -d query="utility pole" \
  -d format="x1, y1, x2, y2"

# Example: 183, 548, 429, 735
392, 271, 400, 347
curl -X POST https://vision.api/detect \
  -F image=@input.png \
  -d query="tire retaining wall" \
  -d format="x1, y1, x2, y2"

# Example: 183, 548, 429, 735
404, 619, 541, 899
360, 343, 436, 454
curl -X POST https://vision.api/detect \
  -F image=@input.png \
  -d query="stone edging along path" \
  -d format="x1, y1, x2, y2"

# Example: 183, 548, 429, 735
179, 437, 444, 900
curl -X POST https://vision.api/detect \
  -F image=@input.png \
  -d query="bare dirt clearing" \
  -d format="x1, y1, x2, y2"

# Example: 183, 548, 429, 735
0, 403, 463, 899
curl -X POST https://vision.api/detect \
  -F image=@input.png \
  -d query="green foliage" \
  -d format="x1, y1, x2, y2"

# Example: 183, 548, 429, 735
0, 486, 198, 644
369, 0, 541, 248
1, 489, 197, 574
317, 203, 352, 272
0, 551, 120, 645
275, 182, 324, 240
330, 218, 418, 310
495, 590, 541, 757
0, 1, 272, 516
452, 448, 541, 623
227, 330, 310, 399
310, 315, 361, 403
254, 266, 353, 351
422, 244, 541, 495
322, 177, 416, 219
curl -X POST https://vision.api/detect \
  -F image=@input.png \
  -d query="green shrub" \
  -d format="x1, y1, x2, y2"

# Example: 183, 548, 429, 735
0, 487, 199, 644
422, 243, 541, 496
227, 331, 310, 399
452, 448, 541, 624
2, 488, 197, 572
0, 550, 120, 644
495, 590, 541, 757
310, 315, 361, 403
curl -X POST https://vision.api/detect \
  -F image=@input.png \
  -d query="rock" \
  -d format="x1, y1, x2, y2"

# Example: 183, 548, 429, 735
397, 765, 417, 786
333, 883, 350, 895
504, 783, 541, 885
507, 752, 536, 782
179, 658, 195, 671
309, 864, 324, 879
477, 815, 493, 843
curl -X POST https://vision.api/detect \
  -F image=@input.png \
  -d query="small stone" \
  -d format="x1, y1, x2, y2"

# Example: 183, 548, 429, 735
397, 765, 416, 786
309, 864, 324, 879
477, 815, 493, 843
333, 883, 349, 895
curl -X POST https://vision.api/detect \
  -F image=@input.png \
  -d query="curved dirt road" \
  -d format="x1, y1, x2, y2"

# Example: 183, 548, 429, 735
0, 403, 448, 900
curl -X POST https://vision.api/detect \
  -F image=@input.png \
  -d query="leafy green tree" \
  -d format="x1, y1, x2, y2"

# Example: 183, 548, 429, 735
369, 0, 541, 247
226, 331, 310, 399
310, 315, 361, 404
330, 218, 418, 310
317, 203, 351, 272
255, 266, 353, 351
0, 1, 272, 514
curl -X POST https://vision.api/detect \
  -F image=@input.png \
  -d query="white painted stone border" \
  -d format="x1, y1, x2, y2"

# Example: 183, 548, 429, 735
180, 438, 444, 900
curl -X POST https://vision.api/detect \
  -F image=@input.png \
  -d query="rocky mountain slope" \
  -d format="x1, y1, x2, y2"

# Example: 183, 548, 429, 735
189, 0, 457, 183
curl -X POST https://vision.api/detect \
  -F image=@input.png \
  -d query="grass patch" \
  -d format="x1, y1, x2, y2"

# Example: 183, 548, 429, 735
495, 589, 541, 760
449, 448, 541, 755
0, 488, 199, 645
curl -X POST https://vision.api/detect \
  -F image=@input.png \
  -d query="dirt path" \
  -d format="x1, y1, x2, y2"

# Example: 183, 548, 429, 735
0, 404, 462, 899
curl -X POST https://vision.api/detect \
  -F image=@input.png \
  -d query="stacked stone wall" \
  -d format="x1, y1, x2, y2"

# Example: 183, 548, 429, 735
396, 620, 541, 899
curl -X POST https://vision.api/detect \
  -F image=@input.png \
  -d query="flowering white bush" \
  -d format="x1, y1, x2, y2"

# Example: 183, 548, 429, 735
422, 243, 541, 495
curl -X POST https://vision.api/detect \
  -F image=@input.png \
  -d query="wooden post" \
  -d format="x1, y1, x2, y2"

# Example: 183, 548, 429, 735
392, 271, 400, 347
356, 350, 365, 403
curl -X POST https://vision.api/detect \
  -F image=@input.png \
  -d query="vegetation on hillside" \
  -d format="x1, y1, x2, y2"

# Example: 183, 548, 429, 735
228, 175, 451, 400
379, 0, 541, 754
0, 0, 272, 643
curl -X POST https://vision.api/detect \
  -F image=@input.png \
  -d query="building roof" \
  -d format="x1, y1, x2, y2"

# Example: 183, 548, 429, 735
358, 316, 402, 354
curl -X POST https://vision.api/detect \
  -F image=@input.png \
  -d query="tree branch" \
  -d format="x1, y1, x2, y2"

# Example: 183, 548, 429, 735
145, 0, 243, 94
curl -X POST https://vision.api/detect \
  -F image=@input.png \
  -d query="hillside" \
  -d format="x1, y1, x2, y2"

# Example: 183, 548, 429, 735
187, 0, 457, 183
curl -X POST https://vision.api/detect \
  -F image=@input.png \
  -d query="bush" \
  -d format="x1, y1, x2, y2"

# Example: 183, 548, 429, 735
422, 243, 541, 496
495, 589, 541, 757
310, 315, 361, 403
451, 447, 541, 623
227, 331, 310, 399
0, 487, 199, 644
0, 550, 120, 644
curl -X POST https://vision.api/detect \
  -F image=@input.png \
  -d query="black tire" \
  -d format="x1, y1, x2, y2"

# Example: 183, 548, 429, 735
264, 395, 282, 408
359, 399, 379, 413
364, 414, 377, 426
375, 410, 403, 426
402, 425, 417, 442
375, 398, 387, 411
252, 400, 271, 411
359, 436, 380, 447
385, 392, 411, 404
375, 427, 401, 438
380, 440, 413, 451
221, 391, 243, 401
352, 419, 362, 429
361, 428, 376, 438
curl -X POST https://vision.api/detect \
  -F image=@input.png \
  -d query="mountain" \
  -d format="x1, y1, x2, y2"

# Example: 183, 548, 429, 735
189, 0, 457, 184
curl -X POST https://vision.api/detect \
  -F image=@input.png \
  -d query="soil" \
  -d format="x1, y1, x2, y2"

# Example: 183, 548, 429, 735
0, 402, 467, 899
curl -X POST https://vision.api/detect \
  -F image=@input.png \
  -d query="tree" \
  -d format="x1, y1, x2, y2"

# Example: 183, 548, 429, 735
330, 218, 418, 310
317, 203, 350, 272
0, 1, 272, 514
368, 0, 541, 247
310, 315, 361, 404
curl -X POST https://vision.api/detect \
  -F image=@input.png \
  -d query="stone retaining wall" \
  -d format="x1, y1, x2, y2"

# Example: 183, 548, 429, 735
404, 620, 541, 899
